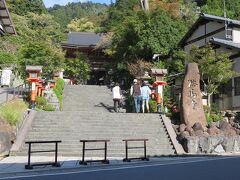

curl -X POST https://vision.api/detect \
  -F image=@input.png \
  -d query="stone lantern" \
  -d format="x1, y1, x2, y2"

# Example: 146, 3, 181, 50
151, 68, 168, 112
26, 65, 42, 108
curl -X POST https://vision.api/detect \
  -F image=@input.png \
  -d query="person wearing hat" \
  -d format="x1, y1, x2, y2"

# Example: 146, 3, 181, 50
130, 79, 141, 113
141, 81, 151, 113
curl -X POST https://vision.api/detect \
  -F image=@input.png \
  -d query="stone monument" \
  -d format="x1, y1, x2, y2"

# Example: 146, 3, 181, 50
181, 63, 207, 128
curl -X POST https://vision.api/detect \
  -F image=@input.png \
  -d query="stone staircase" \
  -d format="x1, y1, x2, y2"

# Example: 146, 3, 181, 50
17, 85, 175, 157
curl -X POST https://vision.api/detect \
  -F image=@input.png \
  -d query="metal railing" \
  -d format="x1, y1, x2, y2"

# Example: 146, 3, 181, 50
79, 140, 110, 165
25, 140, 62, 169
123, 139, 149, 162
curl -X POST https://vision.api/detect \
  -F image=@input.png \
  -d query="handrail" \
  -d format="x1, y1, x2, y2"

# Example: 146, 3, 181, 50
25, 140, 62, 169
123, 139, 149, 162
79, 140, 110, 165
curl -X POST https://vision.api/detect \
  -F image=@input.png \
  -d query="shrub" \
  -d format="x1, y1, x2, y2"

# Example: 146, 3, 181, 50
36, 96, 47, 107
125, 93, 134, 113
0, 99, 28, 125
43, 104, 55, 111
53, 78, 65, 110
149, 100, 157, 113
55, 78, 65, 95
206, 113, 222, 123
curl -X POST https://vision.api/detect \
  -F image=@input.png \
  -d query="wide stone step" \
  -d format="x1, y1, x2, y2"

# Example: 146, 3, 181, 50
16, 85, 175, 157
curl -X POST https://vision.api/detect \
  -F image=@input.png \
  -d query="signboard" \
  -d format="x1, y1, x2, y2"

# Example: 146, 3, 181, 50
1, 69, 12, 86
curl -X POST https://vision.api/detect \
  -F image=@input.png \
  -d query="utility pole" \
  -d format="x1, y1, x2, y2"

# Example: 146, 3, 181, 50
223, 0, 232, 39
140, 0, 149, 11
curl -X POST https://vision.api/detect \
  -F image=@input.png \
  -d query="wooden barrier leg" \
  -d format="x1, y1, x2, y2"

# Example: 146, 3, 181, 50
80, 142, 87, 165
53, 142, 61, 167
103, 141, 109, 164
123, 141, 130, 162
25, 143, 33, 169
143, 140, 149, 161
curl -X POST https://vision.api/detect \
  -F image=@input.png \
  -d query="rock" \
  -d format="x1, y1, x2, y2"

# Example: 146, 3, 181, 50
203, 132, 209, 137
186, 126, 195, 136
189, 130, 196, 136
195, 130, 204, 136
209, 121, 220, 128
214, 144, 225, 153
229, 116, 235, 123
235, 129, 240, 135
0, 131, 12, 157
224, 129, 237, 136
184, 136, 199, 153
222, 136, 236, 152
179, 131, 190, 141
179, 124, 186, 133
220, 111, 226, 117
0, 121, 16, 143
219, 121, 231, 131
233, 140, 239, 152
181, 63, 207, 128
207, 126, 220, 136
199, 136, 209, 153
223, 117, 229, 123
192, 122, 204, 132
225, 111, 236, 118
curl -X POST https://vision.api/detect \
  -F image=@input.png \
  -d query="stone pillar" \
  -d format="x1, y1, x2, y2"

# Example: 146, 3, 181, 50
181, 63, 207, 128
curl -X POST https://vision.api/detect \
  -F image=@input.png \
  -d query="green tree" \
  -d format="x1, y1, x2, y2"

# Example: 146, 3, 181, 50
64, 53, 91, 84
111, 8, 187, 61
6, 0, 47, 15
67, 18, 96, 32
201, 0, 240, 19
188, 45, 235, 107
19, 41, 65, 79
48, 2, 108, 29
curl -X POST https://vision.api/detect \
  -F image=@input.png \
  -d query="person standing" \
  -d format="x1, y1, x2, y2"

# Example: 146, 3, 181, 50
112, 82, 121, 112
130, 79, 141, 113
141, 82, 151, 113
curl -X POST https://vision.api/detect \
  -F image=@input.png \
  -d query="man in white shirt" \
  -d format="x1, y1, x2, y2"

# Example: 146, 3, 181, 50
112, 82, 121, 112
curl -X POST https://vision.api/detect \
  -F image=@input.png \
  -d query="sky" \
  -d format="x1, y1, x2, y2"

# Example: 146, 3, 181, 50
43, 0, 113, 8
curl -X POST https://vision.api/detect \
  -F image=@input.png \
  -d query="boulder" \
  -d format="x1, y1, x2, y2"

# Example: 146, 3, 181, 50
0, 131, 12, 157
181, 63, 207, 128
213, 144, 225, 153
219, 121, 231, 131
184, 136, 199, 153
195, 130, 204, 136
179, 131, 190, 141
179, 124, 186, 133
207, 125, 220, 136
225, 111, 236, 118
192, 122, 204, 132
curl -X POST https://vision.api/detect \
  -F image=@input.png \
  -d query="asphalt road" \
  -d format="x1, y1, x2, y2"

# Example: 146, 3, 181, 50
2, 156, 240, 180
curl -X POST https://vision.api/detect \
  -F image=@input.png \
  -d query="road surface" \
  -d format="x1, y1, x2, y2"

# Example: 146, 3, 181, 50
1, 156, 239, 180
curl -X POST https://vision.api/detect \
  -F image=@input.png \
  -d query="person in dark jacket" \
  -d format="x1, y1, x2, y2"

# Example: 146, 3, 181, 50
130, 79, 142, 113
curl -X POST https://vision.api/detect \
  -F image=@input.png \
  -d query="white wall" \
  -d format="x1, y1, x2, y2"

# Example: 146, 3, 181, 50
187, 21, 225, 42
232, 28, 240, 43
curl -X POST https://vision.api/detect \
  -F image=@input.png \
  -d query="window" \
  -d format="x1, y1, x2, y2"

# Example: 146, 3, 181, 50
234, 77, 240, 96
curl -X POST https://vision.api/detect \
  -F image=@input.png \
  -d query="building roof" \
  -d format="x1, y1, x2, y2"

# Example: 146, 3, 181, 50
0, 0, 16, 35
210, 38, 240, 50
179, 13, 240, 47
63, 32, 103, 48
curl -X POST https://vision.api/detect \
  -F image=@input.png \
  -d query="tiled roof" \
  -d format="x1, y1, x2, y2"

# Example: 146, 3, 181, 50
179, 13, 240, 47
210, 38, 240, 50
66, 32, 103, 47
0, 0, 16, 35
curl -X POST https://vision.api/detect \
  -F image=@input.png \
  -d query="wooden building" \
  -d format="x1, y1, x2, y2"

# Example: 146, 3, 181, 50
0, 0, 16, 36
61, 32, 112, 85
179, 13, 240, 110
